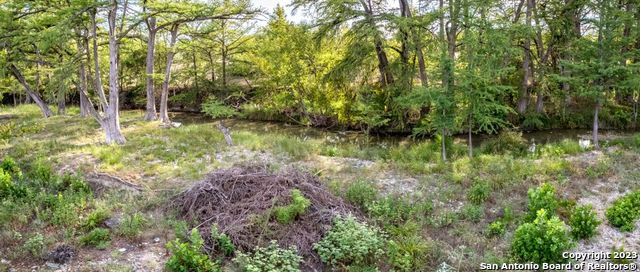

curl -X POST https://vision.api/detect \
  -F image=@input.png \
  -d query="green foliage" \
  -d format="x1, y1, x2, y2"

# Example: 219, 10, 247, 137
118, 212, 147, 239
233, 241, 302, 272
83, 208, 111, 231
345, 180, 378, 210
511, 209, 573, 264
479, 131, 528, 156
0, 156, 22, 178
23, 233, 45, 257
605, 190, 640, 232
387, 232, 432, 271
366, 197, 432, 226
166, 228, 219, 272
202, 98, 238, 119
80, 228, 111, 249
569, 205, 600, 239
467, 181, 491, 204
210, 225, 235, 256
461, 204, 484, 223
273, 189, 311, 224
585, 158, 611, 179
314, 215, 386, 267
487, 221, 505, 237
527, 183, 558, 221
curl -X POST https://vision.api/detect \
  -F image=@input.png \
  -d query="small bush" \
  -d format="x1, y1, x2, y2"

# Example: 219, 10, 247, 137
273, 189, 311, 224
487, 221, 505, 237
511, 209, 573, 264
211, 225, 235, 256
527, 183, 557, 220
345, 180, 378, 209
166, 228, 219, 272
201, 98, 238, 119
233, 241, 302, 272
387, 234, 432, 271
83, 208, 111, 230
1, 156, 22, 178
605, 190, 640, 232
569, 205, 600, 239
461, 204, 484, 223
118, 212, 147, 238
585, 158, 611, 179
314, 215, 386, 267
467, 181, 491, 204
479, 131, 528, 156
80, 228, 111, 249
24, 233, 45, 257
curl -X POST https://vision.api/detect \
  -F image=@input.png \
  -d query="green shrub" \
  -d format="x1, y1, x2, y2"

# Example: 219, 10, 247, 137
201, 98, 238, 119
527, 183, 557, 220
387, 234, 432, 271
366, 196, 431, 226
585, 158, 611, 179
80, 228, 111, 249
605, 190, 640, 232
233, 241, 302, 272
479, 131, 528, 156
467, 181, 491, 204
314, 215, 386, 267
345, 180, 378, 209
461, 204, 484, 223
487, 221, 505, 237
24, 233, 45, 257
83, 208, 111, 230
166, 228, 219, 272
273, 189, 311, 224
0, 169, 15, 198
511, 209, 573, 264
569, 205, 600, 239
1, 157, 22, 178
118, 212, 147, 238
211, 225, 235, 256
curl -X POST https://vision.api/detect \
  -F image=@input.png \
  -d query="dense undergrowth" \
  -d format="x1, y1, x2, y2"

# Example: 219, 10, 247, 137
1, 105, 639, 271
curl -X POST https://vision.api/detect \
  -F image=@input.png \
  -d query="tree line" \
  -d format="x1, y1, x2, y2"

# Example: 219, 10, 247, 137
1, 0, 639, 158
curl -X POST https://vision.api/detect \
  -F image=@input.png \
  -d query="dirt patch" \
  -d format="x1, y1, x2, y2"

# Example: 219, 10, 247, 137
170, 165, 362, 270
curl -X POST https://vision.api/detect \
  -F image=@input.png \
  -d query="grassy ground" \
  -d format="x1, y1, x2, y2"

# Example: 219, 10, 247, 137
0, 104, 639, 271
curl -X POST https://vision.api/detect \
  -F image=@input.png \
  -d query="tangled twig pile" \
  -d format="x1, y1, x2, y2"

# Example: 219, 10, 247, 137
170, 165, 361, 269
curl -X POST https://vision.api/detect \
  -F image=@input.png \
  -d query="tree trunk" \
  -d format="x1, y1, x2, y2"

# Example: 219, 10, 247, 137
517, 0, 533, 114
398, 0, 411, 87
207, 51, 216, 82
76, 33, 91, 118
593, 100, 600, 149
91, 9, 108, 110
468, 118, 473, 157
104, 0, 126, 144
441, 127, 447, 161
57, 87, 66, 115
8, 64, 53, 118
159, 24, 179, 124
358, 0, 394, 87
535, 93, 544, 113
144, 18, 158, 121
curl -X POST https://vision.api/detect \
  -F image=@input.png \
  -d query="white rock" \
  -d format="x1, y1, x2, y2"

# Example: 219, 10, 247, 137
118, 248, 127, 253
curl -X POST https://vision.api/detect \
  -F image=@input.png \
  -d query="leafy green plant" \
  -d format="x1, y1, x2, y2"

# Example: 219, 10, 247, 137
487, 221, 505, 237
1, 156, 22, 178
345, 180, 378, 210
479, 131, 528, 156
118, 212, 147, 238
273, 189, 311, 224
166, 228, 219, 272
511, 209, 573, 264
569, 205, 600, 239
387, 234, 432, 271
211, 225, 235, 256
314, 215, 386, 267
605, 190, 640, 232
527, 183, 558, 220
83, 208, 111, 230
461, 204, 484, 223
233, 241, 302, 272
467, 181, 491, 204
80, 228, 111, 249
201, 98, 237, 119
24, 233, 45, 257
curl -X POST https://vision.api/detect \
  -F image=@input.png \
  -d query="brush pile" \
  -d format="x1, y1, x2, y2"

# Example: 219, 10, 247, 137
170, 165, 361, 269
